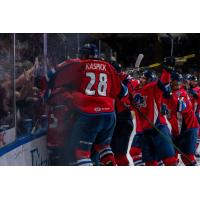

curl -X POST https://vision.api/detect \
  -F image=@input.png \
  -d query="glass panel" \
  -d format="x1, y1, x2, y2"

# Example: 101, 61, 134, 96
0, 33, 15, 147
15, 33, 45, 137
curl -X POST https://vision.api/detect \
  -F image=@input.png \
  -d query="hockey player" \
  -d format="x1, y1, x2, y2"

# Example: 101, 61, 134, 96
188, 75, 200, 118
129, 71, 165, 166
129, 73, 152, 166
129, 58, 177, 166
39, 64, 77, 165
114, 71, 145, 166
110, 62, 135, 166
186, 75, 200, 157
46, 44, 129, 166
162, 72, 199, 165
46, 88, 75, 165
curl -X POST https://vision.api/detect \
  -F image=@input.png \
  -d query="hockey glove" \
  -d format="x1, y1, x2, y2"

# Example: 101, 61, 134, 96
162, 57, 176, 73
161, 104, 169, 115
163, 91, 172, 99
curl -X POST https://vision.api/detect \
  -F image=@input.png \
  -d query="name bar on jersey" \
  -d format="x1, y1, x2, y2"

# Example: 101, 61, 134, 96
85, 63, 107, 71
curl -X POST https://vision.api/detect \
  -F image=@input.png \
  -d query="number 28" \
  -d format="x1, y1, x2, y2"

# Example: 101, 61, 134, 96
85, 72, 107, 96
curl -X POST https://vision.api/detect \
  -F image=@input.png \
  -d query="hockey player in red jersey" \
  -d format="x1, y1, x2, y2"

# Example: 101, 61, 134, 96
187, 75, 200, 119
46, 88, 75, 165
162, 72, 199, 165
126, 77, 145, 166
45, 44, 129, 166
187, 75, 200, 156
129, 57, 177, 166
70, 44, 130, 165
110, 62, 134, 166
38, 65, 77, 165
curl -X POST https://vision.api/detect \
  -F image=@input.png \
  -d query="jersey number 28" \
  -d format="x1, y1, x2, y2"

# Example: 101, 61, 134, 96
85, 72, 107, 96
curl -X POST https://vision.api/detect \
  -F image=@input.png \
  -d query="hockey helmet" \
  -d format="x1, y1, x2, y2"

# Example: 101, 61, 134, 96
188, 75, 198, 82
171, 72, 183, 83
142, 70, 157, 82
79, 43, 99, 59
184, 74, 192, 80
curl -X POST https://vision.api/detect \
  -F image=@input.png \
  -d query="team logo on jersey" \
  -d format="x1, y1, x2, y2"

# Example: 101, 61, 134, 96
133, 93, 147, 107
175, 91, 182, 97
94, 107, 102, 112
94, 107, 110, 112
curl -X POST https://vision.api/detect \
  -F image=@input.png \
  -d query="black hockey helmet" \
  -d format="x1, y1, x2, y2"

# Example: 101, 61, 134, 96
142, 70, 157, 82
188, 75, 198, 82
184, 74, 192, 80
79, 43, 99, 59
171, 72, 183, 83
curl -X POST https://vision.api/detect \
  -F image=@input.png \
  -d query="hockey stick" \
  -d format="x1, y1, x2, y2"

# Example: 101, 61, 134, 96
132, 104, 196, 166
126, 54, 146, 74
134, 105, 196, 165
127, 34, 174, 74
127, 65, 156, 74
135, 54, 144, 71
126, 53, 196, 74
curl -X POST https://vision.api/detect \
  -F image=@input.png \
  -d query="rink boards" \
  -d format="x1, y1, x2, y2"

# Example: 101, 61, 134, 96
0, 131, 48, 166
0, 127, 199, 166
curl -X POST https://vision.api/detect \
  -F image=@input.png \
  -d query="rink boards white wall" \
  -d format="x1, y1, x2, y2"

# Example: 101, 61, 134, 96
0, 131, 48, 166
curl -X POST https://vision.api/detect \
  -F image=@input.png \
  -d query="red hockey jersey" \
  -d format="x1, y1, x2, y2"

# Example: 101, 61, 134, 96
189, 86, 200, 115
130, 69, 171, 130
162, 87, 199, 136
124, 78, 143, 133
47, 89, 74, 148
115, 72, 140, 113
46, 59, 124, 114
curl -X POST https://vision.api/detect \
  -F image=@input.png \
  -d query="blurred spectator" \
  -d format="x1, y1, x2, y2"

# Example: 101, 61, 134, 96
15, 62, 44, 136
0, 72, 14, 127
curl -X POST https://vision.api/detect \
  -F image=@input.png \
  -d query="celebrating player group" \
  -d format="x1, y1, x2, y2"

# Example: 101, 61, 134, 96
40, 43, 200, 166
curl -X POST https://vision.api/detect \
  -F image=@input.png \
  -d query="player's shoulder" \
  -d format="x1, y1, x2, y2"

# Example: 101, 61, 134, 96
57, 58, 81, 69
81, 59, 111, 66
118, 72, 129, 80
194, 86, 200, 92
146, 80, 157, 88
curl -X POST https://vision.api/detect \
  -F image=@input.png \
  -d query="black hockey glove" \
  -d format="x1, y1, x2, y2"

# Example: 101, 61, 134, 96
163, 91, 172, 99
111, 61, 121, 72
161, 104, 169, 115
162, 57, 176, 73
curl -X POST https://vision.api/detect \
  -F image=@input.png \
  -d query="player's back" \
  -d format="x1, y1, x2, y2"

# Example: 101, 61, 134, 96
73, 59, 121, 114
